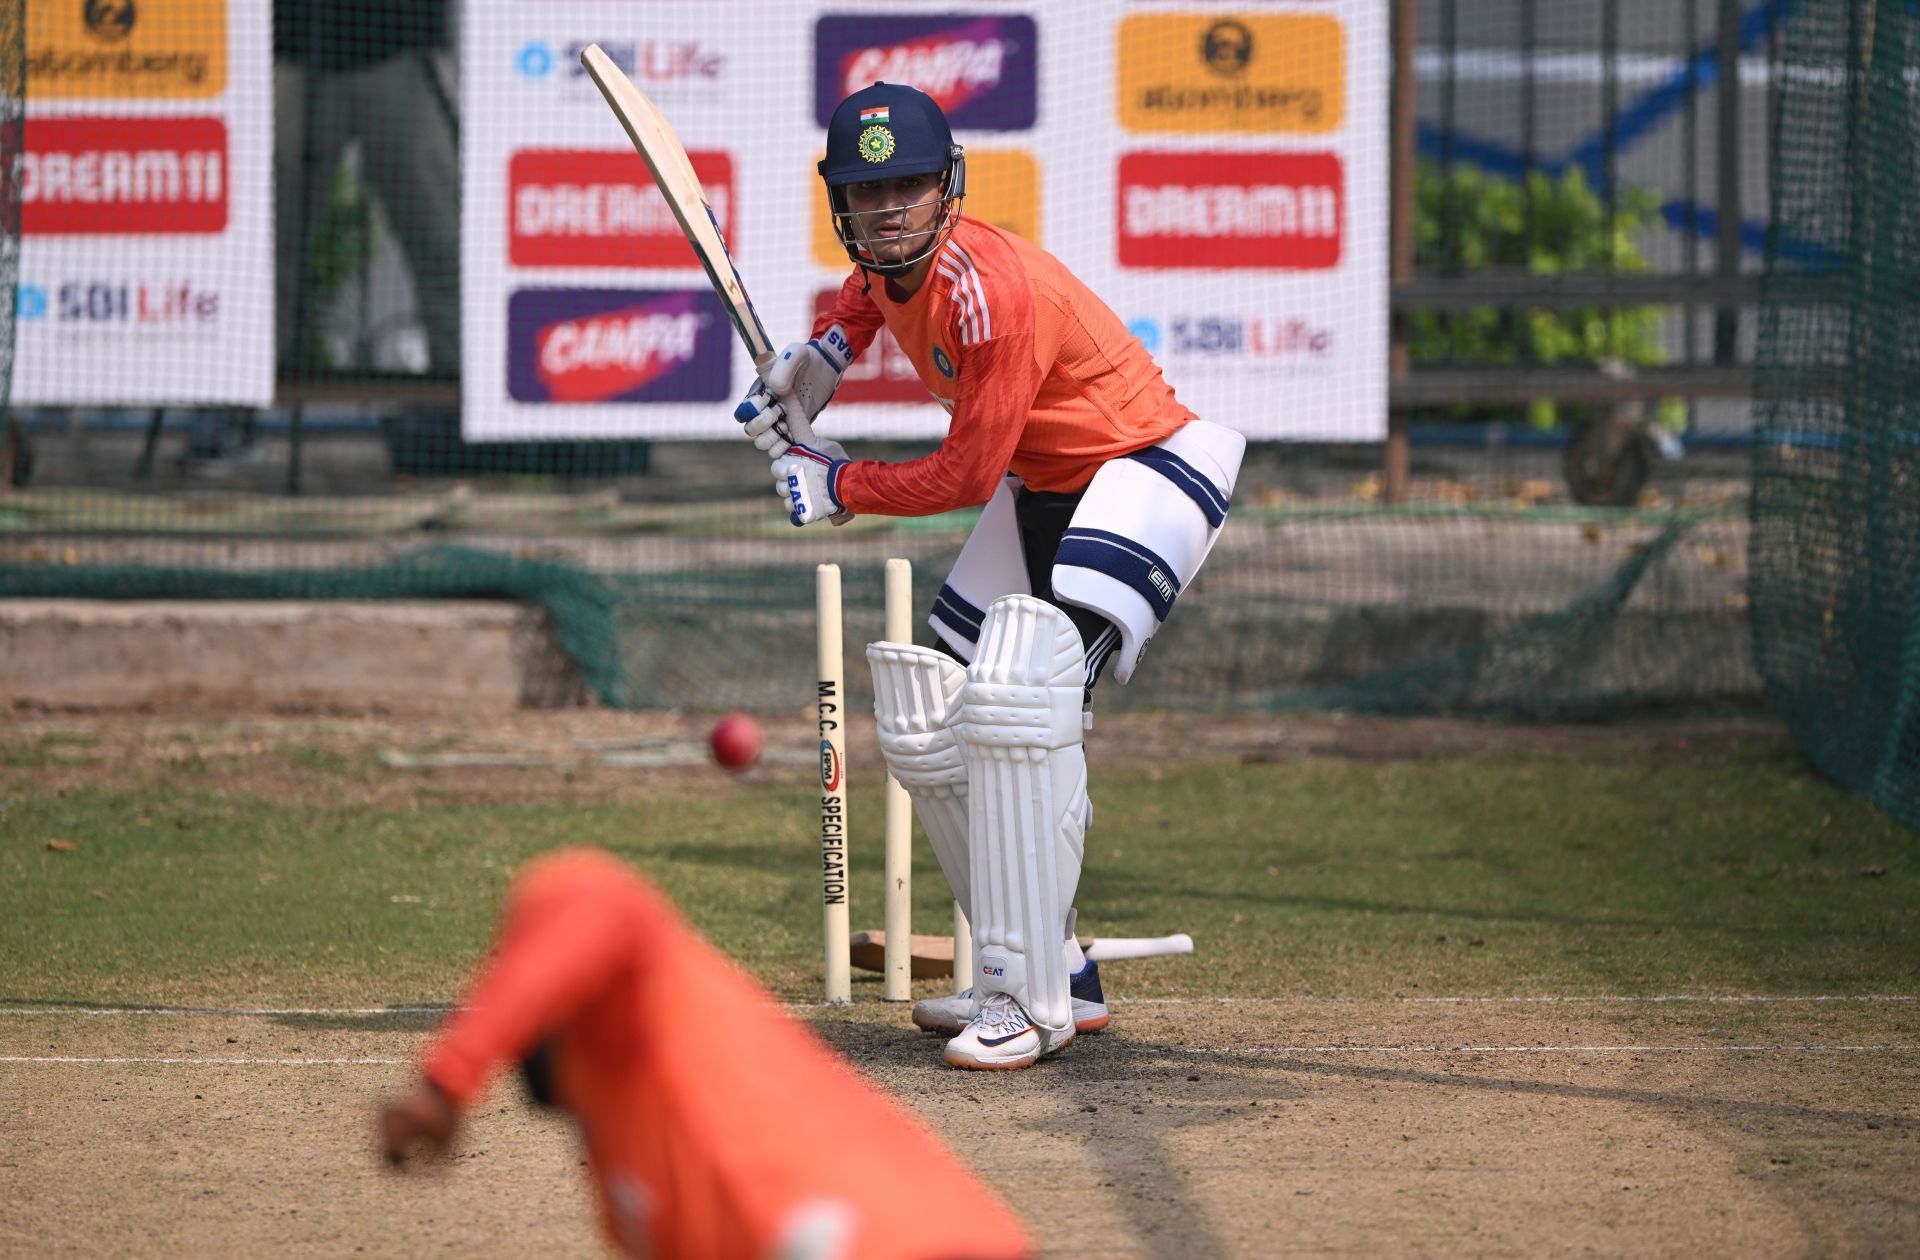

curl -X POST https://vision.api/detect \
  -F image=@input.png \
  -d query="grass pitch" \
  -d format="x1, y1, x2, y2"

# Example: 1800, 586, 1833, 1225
1, 712, 1915, 1259
1, 716, 1911, 1006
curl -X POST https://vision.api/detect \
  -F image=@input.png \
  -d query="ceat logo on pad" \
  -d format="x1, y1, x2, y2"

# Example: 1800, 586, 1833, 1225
814, 15, 1037, 130
507, 289, 732, 404
510, 149, 734, 268
811, 290, 926, 404
1117, 152, 1343, 270
19, 117, 228, 235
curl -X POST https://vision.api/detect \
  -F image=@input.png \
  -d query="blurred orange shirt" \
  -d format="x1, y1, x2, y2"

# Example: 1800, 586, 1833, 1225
815, 215, 1195, 516
423, 849, 1032, 1260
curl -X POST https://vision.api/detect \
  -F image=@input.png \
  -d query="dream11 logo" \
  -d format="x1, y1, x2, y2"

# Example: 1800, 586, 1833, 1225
1118, 151, 1344, 270
509, 149, 735, 268
507, 289, 733, 404
814, 15, 1037, 130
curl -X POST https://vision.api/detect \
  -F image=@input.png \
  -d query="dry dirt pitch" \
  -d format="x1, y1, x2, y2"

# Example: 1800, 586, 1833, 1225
1, 712, 1915, 1257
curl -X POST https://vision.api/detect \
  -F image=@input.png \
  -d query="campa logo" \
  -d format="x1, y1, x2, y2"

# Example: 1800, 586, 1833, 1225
815, 16, 1037, 130
507, 289, 731, 404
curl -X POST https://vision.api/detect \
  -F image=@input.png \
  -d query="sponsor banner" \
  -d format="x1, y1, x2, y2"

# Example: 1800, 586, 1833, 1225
1118, 152, 1342, 270
1118, 13, 1344, 134
509, 148, 735, 268
14, 1, 271, 405
511, 35, 728, 97
463, 1, 1383, 441
507, 288, 733, 405
1129, 314, 1337, 370
814, 14, 1038, 130
26, 0, 228, 99
21, 117, 230, 236
810, 148, 1038, 269
17, 278, 223, 330
813, 290, 927, 404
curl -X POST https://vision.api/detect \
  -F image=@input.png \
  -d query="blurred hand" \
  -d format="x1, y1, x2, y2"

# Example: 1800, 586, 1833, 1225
378, 1080, 459, 1169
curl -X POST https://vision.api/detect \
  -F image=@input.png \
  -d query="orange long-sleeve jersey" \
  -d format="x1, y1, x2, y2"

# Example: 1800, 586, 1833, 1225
422, 849, 1032, 1260
814, 215, 1196, 516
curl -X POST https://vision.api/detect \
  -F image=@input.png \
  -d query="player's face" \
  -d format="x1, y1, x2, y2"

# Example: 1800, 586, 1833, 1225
845, 173, 944, 263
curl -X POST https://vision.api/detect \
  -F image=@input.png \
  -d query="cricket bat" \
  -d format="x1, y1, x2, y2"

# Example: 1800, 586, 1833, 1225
578, 44, 781, 386
848, 930, 1194, 978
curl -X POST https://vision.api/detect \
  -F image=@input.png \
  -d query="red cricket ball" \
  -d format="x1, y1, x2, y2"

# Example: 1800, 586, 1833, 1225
709, 713, 762, 771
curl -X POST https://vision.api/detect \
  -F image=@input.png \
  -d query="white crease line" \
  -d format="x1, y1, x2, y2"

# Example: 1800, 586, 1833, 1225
1146, 1044, 1918, 1056
2, 995, 1916, 1021
5, 1046, 1915, 1068
0, 1056, 407, 1066
1124, 995, 1919, 1007
0, 1006, 454, 1017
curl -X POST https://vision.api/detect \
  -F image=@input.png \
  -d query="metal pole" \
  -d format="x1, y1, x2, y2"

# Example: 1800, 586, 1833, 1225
1714, 0, 1744, 364
1385, 0, 1418, 504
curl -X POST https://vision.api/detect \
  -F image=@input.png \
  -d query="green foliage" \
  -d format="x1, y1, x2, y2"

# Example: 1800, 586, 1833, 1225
297, 162, 375, 372
1414, 162, 1681, 430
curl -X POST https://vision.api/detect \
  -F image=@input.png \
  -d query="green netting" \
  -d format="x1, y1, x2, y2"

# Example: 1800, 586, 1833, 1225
1753, 0, 1920, 830
1, 2, 1778, 723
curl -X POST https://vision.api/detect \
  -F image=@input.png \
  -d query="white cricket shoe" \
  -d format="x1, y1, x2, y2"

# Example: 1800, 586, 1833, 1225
943, 992, 1075, 1070
913, 959, 1111, 1035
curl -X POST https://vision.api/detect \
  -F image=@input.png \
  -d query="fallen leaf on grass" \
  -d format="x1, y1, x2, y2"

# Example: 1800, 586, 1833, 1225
45, 839, 79, 853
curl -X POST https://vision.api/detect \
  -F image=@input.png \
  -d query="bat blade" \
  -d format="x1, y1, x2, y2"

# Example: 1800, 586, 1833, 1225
578, 43, 777, 377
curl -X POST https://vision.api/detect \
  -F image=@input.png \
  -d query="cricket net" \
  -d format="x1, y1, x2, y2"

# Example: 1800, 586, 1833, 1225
1, 3, 1776, 725
1752, 0, 1920, 830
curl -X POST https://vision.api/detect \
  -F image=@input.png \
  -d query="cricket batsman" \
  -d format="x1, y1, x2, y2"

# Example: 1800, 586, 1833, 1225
377, 848, 1033, 1260
737, 83, 1245, 1070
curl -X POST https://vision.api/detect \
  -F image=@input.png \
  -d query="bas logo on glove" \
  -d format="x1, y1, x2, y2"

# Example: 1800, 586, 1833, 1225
772, 443, 849, 527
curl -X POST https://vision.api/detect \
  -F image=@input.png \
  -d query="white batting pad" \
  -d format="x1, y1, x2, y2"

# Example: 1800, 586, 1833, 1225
954, 595, 1088, 1033
867, 642, 971, 919
928, 476, 1029, 663
1052, 419, 1247, 684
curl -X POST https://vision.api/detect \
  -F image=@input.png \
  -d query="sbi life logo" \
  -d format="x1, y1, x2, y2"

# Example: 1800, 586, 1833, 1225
517, 41, 555, 78
1128, 318, 1162, 354
17, 284, 47, 322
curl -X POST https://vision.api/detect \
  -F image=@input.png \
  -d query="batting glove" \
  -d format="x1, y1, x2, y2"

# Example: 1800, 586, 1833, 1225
771, 442, 850, 527
735, 327, 852, 457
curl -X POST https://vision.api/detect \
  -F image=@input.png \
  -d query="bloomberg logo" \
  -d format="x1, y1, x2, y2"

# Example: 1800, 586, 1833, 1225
1118, 151, 1342, 270
815, 15, 1037, 130
507, 288, 732, 404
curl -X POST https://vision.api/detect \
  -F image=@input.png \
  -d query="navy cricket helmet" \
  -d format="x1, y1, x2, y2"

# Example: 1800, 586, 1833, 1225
818, 82, 966, 275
